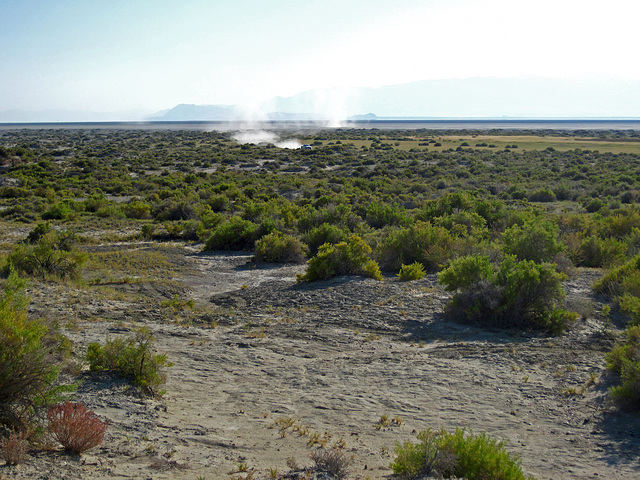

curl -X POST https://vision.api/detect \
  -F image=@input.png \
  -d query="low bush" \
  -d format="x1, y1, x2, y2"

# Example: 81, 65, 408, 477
163, 219, 199, 240
618, 294, 640, 325
606, 325, 640, 410
439, 254, 574, 333
96, 205, 125, 219
123, 199, 151, 219
0, 272, 67, 429
298, 235, 383, 282
3, 225, 87, 281
302, 223, 349, 257
1, 429, 29, 465
391, 428, 531, 480
593, 254, 640, 299
42, 202, 73, 220
377, 221, 456, 272
432, 211, 489, 238
576, 235, 627, 268
86, 327, 169, 396
204, 216, 258, 251
254, 232, 307, 263
47, 402, 107, 454
502, 217, 564, 263
160, 294, 194, 312
310, 447, 352, 479
397, 262, 426, 281
361, 201, 411, 228
528, 188, 556, 202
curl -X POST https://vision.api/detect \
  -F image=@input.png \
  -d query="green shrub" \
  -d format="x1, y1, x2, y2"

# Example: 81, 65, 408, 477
619, 294, 640, 325
397, 262, 426, 281
419, 192, 476, 219
606, 325, 640, 409
593, 254, 640, 299
391, 428, 531, 480
196, 211, 224, 241
585, 198, 605, 213
153, 198, 197, 221
84, 193, 108, 213
25, 222, 52, 244
0, 272, 68, 429
432, 211, 489, 238
528, 188, 556, 202
438, 255, 494, 292
298, 235, 383, 282
123, 199, 152, 219
570, 235, 628, 268
140, 223, 157, 239
302, 223, 349, 257
42, 202, 73, 220
254, 232, 307, 263
204, 216, 258, 251
362, 201, 411, 228
86, 327, 169, 396
502, 218, 564, 263
161, 294, 195, 312
96, 205, 125, 218
3, 228, 87, 281
377, 221, 456, 272
207, 194, 230, 212
439, 254, 572, 333
604, 207, 640, 238
163, 220, 199, 240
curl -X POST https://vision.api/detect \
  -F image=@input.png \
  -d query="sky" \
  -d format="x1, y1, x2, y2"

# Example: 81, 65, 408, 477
1, 0, 639, 119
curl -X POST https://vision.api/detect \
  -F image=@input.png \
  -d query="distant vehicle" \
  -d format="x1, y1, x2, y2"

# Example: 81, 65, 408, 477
300, 144, 312, 150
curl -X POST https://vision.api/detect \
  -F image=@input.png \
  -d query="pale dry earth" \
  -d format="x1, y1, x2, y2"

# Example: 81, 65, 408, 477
3, 243, 640, 480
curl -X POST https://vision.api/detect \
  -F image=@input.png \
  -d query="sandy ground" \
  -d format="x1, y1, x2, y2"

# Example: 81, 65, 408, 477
3, 244, 640, 480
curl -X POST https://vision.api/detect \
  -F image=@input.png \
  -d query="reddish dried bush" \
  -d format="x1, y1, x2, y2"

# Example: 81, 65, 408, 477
47, 402, 107, 454
0, 429, 29, 465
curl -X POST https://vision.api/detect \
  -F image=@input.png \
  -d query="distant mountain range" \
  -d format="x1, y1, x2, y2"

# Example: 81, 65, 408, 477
144, 104, 330, 122
149, 77, 640, 122
2, 77, 639, 123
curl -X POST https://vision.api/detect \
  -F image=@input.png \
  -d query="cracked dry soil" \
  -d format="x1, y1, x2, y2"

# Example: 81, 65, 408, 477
4, 243, 640, 480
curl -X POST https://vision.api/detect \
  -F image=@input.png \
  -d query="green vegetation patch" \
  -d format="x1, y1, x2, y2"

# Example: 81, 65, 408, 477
298, 235, 383, 282
391, 428, 533, 480
606, 324, 640, 410
0, 273, 71, 429
439, 254, 576, 334
86, 327, 169, 396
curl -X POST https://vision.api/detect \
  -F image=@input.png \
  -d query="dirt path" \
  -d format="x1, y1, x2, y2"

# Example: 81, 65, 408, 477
6, 247, 640, 479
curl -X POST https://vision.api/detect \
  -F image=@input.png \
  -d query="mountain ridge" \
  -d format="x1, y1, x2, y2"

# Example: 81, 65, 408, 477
2, 76, 639, 123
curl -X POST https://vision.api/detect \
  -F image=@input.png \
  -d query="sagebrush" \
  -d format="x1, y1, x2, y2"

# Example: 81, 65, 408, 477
438, 254, 576, 333
391, 428, 532, 480
606, 324, 640, 409
397, 262, 426, 281
3, 224, 87, 281
86, 327, 169, 396
298, 235, 383, 282
0, 272, 68, 429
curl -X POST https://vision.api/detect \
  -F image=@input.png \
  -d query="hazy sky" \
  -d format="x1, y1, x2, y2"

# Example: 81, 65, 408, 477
1, 0, 639, 116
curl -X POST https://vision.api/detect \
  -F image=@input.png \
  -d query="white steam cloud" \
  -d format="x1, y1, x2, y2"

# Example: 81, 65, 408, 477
232, 130, 277, 145
225, 88, 359, 147
232, 130, 302, 149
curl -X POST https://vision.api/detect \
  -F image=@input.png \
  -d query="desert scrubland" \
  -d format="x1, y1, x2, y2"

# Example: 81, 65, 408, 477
1, 126, 640, 479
